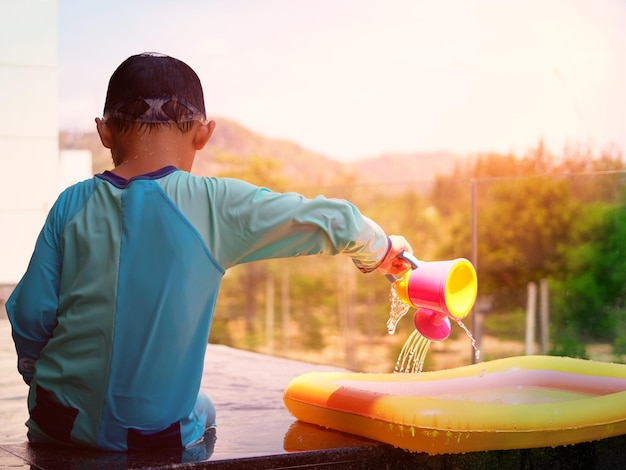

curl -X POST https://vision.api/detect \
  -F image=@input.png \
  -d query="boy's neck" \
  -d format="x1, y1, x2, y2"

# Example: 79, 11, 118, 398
110, 127, 196, 178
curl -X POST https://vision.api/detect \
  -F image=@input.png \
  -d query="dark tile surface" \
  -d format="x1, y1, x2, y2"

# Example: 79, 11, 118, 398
3, 430, 626, 469
0, 420, 381, 469
3, 319, 626, 469
1, 318, 379, 468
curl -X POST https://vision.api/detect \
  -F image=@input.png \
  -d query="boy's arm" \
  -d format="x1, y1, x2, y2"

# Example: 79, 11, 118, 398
210, 179, 413, 273
6, 217, 61, 385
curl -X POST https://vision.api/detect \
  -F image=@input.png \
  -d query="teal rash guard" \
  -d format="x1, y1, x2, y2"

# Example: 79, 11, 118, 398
7, 166, 389, 451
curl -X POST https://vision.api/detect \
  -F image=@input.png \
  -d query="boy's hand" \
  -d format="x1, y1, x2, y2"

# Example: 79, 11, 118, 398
376, 235, 414, 275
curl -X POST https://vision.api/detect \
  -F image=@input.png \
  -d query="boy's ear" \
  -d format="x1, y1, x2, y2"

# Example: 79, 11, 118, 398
95, 118, 113, 149
192, 120, 216, 150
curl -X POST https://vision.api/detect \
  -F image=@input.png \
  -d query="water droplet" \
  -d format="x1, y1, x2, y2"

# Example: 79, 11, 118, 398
387, 285, 410, 335
455, 319, 481, 361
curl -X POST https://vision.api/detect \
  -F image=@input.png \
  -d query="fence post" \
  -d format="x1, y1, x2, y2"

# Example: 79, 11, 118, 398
526, 282, 537, 355
470, 178, 480, 363
539, 279, 549, 354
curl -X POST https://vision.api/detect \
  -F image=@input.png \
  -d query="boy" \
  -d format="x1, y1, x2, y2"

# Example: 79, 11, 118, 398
7, 52, 413, 451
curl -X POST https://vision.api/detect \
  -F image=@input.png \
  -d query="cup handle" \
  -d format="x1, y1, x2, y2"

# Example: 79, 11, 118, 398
398, 250, 420, 269
385, 250, 421, 283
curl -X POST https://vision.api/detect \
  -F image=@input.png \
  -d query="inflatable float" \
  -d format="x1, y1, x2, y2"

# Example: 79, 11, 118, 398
283, 355, 626, 454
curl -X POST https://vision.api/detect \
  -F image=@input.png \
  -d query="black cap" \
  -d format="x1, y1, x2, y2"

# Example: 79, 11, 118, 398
103, 52, 206, 124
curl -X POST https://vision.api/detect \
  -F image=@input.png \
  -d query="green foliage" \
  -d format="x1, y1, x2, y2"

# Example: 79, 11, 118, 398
295, 307, 326, 351
431, 142, 626, 360
550, 197, 626, 343
548, 325, 589, 359
482, 308, 526, 341
365, 189, 444, 260
60, 124, 626, 368
206, 139, 626, 367
208, 316, 234, 346
478, 176, 576, 297
66, 127, 626, 367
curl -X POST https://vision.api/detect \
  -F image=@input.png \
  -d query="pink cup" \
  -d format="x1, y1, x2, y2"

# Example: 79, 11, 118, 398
394, 258, 477, 320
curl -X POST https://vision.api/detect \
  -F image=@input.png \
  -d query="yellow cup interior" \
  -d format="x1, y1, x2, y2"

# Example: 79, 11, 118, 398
444, 259, 477, 319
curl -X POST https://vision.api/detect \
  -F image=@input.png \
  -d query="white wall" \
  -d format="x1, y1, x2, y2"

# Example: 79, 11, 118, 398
0, 0, 59, 285
59, 150, 93, 189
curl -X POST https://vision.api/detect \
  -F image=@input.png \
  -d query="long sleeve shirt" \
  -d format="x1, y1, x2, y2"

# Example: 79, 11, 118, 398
6, 166, 389, 450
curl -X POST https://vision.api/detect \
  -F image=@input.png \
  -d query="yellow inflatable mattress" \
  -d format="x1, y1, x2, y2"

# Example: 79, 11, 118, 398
283, 355, 626, 454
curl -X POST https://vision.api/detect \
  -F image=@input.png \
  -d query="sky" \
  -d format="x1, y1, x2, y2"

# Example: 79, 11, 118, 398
58, 0, 626, 162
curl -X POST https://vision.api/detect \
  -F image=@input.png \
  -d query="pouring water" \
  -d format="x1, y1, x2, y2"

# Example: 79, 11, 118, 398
394, 329, 431, 373
385, 252, 479, 373
387, 286, 410, 335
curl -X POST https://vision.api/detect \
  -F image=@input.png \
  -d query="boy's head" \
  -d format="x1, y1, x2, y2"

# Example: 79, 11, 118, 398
102, 52, 207, 133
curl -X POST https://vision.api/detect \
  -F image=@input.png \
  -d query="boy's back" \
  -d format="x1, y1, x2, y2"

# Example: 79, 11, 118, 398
13, 168, 221, 449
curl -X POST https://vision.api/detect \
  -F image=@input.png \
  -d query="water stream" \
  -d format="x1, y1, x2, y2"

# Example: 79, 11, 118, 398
394, 329, 431, 373
388, 285, 481, 374
455, 318, 481, 362
386, 284, 410, 335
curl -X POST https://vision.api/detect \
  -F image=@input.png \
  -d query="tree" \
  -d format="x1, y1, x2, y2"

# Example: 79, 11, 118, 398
550, 193, 626, 357
477, 175, 575, 300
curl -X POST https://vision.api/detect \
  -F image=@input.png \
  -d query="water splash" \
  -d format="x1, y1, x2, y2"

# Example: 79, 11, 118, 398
387, 284, 410, 335
387, 282, 479, 372
394, 329, 432, 374
455, 319, 481, 361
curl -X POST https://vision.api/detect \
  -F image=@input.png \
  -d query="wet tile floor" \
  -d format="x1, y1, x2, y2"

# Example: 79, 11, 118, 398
0, 318, 381, 468
3, 317, 626, 469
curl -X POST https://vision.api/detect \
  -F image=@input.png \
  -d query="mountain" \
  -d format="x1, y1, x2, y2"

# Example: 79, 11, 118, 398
347, 152, 462, 185
193, 118, 345, 188
59, 118, 463, 190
